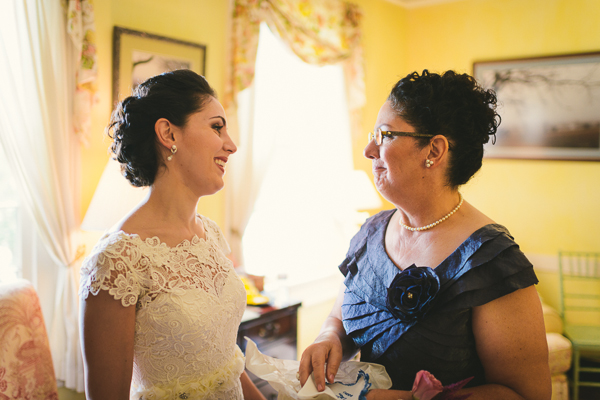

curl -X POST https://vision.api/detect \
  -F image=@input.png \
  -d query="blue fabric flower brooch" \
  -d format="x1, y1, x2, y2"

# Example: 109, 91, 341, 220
386, 265, 440, 322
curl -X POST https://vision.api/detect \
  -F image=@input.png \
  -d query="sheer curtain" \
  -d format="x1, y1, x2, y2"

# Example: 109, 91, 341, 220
240, 23, 363, 290
0, 0, 96, 392
224, 0, 365, 262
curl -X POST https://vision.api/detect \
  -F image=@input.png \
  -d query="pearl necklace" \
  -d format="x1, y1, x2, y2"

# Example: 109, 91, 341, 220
399, 193, 463, 232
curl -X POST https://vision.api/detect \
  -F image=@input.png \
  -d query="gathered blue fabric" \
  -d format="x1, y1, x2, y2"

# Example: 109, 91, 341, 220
340, 210, 538, 389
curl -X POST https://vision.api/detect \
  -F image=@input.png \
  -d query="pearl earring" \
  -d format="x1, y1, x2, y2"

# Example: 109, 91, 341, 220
425, 159, 433, 168
167, 144, 177, 161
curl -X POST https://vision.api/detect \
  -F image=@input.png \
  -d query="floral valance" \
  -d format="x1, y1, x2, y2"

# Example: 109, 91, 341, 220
67, 0, 97, 145
225, 0, 365, 139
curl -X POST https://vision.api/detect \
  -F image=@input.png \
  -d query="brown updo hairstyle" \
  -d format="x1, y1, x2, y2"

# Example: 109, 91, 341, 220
107, 69, 216, 187
388, 70, 500, 188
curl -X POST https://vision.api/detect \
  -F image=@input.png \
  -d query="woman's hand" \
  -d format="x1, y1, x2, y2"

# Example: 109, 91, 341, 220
298, 329, 344, 390
299, 283, 353, 391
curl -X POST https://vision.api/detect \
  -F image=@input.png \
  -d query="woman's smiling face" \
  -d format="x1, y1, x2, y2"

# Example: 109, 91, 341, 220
173, 97, 237, 197
364, 101, 429, 202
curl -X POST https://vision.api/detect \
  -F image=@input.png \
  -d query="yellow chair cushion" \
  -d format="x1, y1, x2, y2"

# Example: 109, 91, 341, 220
542, 303, 564, 334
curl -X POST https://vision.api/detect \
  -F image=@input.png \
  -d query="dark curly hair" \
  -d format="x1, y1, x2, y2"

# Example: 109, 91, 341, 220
388, 70, 500, 188
107, 69, 216, 187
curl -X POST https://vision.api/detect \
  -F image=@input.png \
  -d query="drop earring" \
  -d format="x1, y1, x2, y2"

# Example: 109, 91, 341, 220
167, 144, 177, 161
425, 159, 433, 168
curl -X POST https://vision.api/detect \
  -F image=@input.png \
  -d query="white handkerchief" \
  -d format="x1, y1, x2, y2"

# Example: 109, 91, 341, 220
298, 370, 371, 399
244, 337, 392, 400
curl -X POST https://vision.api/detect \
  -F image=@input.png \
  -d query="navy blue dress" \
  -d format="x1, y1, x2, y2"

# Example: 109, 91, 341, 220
340, 210, 538, 390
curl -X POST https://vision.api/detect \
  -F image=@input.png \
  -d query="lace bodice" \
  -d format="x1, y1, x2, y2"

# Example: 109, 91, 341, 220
79, 215, 247, 400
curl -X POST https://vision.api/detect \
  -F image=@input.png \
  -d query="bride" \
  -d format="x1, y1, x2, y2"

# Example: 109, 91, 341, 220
79, 70, 265, 400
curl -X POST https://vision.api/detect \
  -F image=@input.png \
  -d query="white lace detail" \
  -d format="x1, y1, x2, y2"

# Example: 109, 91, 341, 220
79, 215, 247, 400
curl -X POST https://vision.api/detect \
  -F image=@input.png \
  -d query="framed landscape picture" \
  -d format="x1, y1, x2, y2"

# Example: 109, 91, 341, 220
474, 52, 600, 160
112, 26, 206, 105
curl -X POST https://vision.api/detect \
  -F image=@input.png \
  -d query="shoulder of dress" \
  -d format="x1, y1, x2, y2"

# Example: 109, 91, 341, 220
364, 209, 396, 226
432, 225, 535, 307
82, 231, 148, 269
86, 231, 128, 254
94, 230, 144, 250
346, 210, 393, 258
197, 214, 221, 235
196, 214, 230, 254
435, 224, 520, 277
353, 209, 395, 243
79, 231, 151, 305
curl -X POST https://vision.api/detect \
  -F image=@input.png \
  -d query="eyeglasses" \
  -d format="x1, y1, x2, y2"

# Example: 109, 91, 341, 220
368, 128, 434, 146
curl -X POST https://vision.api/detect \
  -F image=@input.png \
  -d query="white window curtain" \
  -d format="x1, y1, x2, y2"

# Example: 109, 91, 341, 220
224, 0, 366, 265
0, 0, 88, 391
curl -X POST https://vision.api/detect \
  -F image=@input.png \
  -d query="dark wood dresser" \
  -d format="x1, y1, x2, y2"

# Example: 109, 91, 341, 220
237, 302, 302, 399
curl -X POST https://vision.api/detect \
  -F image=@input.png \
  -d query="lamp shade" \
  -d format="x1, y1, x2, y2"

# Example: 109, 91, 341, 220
81, 158, 148, 231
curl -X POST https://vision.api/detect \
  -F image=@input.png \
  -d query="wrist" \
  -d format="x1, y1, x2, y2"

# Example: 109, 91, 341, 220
315, 329, 341, 343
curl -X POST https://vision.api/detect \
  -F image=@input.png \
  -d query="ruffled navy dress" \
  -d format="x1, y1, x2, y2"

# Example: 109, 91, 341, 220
340, 210, 538, 390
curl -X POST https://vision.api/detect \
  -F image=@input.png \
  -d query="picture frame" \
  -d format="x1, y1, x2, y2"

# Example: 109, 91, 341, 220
473, 52, 600, 161
112, 26, 207, 106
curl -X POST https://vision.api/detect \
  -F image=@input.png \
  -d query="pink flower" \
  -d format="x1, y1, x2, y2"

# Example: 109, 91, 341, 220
411, 371, 474, 400
412, 370, 443, 400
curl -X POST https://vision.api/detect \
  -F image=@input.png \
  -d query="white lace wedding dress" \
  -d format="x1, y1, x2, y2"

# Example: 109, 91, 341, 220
79, 215, 247, 400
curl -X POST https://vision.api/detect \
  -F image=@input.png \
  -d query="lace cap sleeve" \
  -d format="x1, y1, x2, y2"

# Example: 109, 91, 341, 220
200, 215, 231, 255
79, 233, 147, 307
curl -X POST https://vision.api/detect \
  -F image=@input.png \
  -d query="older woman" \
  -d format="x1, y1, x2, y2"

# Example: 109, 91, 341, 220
79, 70, 265, 400
299, 70, 551, 400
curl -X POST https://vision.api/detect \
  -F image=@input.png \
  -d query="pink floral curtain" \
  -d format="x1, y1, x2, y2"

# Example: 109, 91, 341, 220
67, 0, 97, 146
225, 0, 365, 139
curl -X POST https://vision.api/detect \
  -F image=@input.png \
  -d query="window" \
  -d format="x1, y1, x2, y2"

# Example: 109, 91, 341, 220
0, 150, 21, 282
241, 24, 366, 290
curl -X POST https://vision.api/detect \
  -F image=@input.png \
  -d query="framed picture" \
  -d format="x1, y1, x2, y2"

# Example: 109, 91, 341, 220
112, 26, 206, 105
474, 52, 600, 160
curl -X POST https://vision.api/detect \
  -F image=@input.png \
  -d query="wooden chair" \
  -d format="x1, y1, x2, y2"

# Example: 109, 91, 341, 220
558, 251, 600, 400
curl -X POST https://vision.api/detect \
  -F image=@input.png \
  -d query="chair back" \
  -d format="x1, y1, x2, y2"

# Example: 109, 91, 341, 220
0, 279, 58, 400
558, 251, 600, 327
